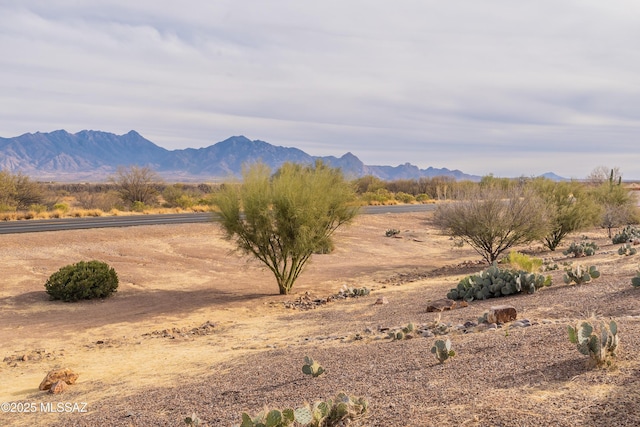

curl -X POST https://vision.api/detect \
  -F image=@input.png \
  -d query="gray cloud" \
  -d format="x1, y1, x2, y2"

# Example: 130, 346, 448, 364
1, 1, 640, 178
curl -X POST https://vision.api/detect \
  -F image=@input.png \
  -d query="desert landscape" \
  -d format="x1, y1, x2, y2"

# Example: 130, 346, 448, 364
1, 211, 640, 426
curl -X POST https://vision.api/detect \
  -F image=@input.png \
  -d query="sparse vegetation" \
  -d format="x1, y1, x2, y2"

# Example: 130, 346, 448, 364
238, 392, 368, 427
337, 285, 370, 298
568, 320, 619, 368
563, 241, 599, 258
612, 225, 640, 244
45, 260, 118, 302
562, 265, 600, 285
388, 322, 416, 340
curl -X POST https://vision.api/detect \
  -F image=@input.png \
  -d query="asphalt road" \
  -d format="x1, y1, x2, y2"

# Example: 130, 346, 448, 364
0, 204, 436, 234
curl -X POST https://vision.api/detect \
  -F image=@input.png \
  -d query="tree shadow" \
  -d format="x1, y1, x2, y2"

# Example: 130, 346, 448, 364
0, 287, 273, 330
492, 358, 589, 389
587, 367, 640, 425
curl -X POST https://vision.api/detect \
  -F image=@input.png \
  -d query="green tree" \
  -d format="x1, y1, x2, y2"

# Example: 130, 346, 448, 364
530, 179, 601, 250
214, 161, 359, 295
433, 185, 549, 264
109, 165, 162, 207
591, 176, 639, 238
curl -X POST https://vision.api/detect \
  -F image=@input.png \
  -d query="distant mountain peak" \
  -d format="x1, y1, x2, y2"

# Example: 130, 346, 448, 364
0, 130, 485, 182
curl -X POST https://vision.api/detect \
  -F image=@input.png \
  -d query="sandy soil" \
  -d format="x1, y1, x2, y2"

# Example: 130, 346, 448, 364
1, 212, 639, 426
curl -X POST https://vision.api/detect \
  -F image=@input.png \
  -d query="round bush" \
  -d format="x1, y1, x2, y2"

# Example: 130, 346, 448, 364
45, 260, 118, 302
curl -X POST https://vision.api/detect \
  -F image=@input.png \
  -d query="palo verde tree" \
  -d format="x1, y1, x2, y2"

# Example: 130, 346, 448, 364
433, 185, 550, 264
529, 178, 601, 250
213, 160, 359, 295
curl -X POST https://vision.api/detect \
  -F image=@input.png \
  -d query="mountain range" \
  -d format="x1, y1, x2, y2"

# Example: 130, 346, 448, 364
0, 130, 486, 182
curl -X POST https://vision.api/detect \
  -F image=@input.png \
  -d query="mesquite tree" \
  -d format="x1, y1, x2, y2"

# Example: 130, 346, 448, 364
433, 185, 550, 264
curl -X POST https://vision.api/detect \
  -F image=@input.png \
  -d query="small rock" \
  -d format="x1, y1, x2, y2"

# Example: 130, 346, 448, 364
488, 323, 498, 330
421, 330, 435, 338
374, 297, 389, 305
511, 321, 525, 328
542, 319, 553, 325
48, 380, 68, 394
39, 368, 79, 391
426, 298, 468, 312
487, 305, 517, 324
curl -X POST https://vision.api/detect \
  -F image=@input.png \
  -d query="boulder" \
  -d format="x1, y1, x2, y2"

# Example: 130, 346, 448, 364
39, 368, 79, 391
48, 380, 68, 394
487, 305, 517, 324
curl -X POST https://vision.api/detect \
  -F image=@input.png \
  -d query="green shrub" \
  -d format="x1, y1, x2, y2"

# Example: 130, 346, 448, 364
45, 260, 118, 302
394, 192, 415, 204
446, 264, 551, 302
131, 201, 146, 212
53, 203, 69, 213
563, 241, 598, 257
415, 194, 431, 203
503, 251, 543, 272
360, 188, 394, 204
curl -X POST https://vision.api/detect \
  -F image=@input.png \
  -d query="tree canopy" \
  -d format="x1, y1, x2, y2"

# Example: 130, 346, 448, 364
213, 161, 359, 295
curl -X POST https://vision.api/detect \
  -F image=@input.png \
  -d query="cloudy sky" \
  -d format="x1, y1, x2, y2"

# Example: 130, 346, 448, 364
1, 1, 639, 179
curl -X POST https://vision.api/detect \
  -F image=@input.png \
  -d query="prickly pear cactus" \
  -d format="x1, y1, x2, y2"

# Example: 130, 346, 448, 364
632, 270, 640, 288
431, 338, 456, 364
388, 322, 415, 340
293, 407, 313, 425
567, 320, 619, 367
563, 265, 600, 285
563, 241, 598, 258
612, 225, 640, 244
301, 356, 325, 377
447, 264, 551, 302
618, 244, 638, 256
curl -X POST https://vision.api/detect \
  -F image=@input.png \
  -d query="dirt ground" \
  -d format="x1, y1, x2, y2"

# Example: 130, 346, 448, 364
1, 212, 640, 426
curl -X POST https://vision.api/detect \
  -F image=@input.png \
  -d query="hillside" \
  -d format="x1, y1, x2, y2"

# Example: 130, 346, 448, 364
0, 130, 478, 181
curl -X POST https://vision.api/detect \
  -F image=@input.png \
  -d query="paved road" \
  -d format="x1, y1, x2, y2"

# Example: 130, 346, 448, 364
0, 204, 436, 234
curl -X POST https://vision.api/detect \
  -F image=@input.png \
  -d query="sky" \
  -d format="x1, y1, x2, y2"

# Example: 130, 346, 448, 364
1, 1, 639, 179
